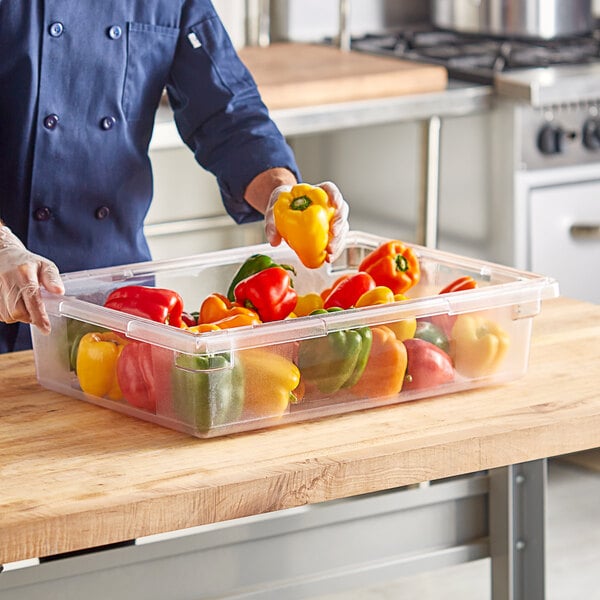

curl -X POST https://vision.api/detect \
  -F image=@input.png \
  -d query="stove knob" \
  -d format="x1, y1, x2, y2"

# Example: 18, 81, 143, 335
537, 124, 564, 155
582, 118, 600, 151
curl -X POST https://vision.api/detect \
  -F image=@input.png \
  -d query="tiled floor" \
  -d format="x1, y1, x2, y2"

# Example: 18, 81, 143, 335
312, 459, 600, 600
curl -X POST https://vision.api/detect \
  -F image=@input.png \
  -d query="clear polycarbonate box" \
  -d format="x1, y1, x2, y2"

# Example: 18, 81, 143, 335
32, 231, 559, 438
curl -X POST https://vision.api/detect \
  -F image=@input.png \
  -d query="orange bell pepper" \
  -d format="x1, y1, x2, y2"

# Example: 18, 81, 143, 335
199, 293, 261, 328
358, 240, 420, 295
350, 325, 407, 399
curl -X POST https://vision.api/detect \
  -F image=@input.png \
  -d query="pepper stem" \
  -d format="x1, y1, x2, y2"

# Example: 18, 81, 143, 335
395, 254, 409, 273
290, 196, 312, 211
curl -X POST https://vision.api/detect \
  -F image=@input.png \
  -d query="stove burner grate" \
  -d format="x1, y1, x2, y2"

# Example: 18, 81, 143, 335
352, 26, 600, 85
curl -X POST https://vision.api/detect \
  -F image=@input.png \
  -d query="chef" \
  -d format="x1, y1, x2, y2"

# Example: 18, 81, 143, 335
0, 0, 349, 354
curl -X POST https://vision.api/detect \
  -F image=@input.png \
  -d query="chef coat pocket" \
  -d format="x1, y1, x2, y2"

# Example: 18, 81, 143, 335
189, 17, 254, 95
123, 22, 179, 121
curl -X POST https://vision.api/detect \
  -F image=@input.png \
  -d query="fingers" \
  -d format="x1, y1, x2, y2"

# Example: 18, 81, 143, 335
16, 263, 52, 333
264, 184, 292, 247
0, 259, 62, 334
318, 182, 350, 263
40, 261, 65, 295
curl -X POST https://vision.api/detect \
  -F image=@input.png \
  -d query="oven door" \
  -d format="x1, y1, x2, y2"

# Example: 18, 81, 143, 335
529, 179, 600, 303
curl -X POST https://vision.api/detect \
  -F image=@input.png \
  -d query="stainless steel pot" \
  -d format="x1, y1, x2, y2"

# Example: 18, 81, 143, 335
431, 0, 594, 39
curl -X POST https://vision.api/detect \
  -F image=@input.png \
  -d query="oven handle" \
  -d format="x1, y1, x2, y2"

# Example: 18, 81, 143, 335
570, 224, 600, 240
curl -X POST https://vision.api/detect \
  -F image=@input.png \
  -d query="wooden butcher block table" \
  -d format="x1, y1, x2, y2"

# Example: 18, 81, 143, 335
1, 297, 599, 600
237, 43, 448, 108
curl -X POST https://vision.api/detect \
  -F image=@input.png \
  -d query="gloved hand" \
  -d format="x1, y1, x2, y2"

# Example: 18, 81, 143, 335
265, 181, 350, 263
0, 225, 65, 334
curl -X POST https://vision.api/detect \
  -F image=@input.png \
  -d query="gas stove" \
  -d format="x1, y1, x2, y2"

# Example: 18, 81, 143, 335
351, 24, 600, 86
353, 25, 600, 164
354, 24, 600, 303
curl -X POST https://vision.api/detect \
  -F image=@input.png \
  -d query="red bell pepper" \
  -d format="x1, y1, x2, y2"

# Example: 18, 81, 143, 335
358, 240, 420, 295
323, 272, 376, 310
116, 342, 173, 412
430, 276, 479, 336
104, 285, 185, 328
234, 266, 297, 322
439, 276, 477, 294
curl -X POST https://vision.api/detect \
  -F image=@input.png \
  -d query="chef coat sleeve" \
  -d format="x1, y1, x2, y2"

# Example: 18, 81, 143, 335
165, 2, 300, 224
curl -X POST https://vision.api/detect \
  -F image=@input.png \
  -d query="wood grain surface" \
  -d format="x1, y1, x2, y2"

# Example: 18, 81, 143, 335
237, 43, 448, 109
1, 297, 599, 563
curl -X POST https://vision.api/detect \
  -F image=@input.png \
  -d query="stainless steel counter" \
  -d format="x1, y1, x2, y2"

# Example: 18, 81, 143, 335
151, 82, 493, 148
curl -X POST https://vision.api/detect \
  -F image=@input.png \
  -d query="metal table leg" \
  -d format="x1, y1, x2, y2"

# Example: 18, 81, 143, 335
418, 115, 442, 248
489, 460, 547, 600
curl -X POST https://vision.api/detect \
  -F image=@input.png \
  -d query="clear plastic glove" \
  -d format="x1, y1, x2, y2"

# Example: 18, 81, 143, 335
265, 181, 350, 263
0, 226, 64, 333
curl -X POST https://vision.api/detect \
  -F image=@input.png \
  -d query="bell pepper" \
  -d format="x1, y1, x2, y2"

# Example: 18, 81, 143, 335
234, 266, 297, 322
273, 183, 335, 269
171, 352, 244, 431
355, 286, 396, 307
76, 331, 127, 400
320, 274, 352, 302
354, 289, 416, 341
104, 285, 185, 328
451, 314, 510, 378
298, 308, 373, 395
227, 254, 295, 302
67, 318, 109, 371
403, 338, 454, 391
350, 325, 407, 399
238, 348, 301, 419
414, 320, 450, 354
358, 240, 420, 295
181, 311, 199, 327
439, 275, 477, 294
323, 272, 376, 310
116, 342, 173, 412
188, 323, 221, 334
199, 293, 261, 329
294, 293, 324, 317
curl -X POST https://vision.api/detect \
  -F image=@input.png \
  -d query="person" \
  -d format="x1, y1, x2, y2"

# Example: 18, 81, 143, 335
0, 0, 349, 354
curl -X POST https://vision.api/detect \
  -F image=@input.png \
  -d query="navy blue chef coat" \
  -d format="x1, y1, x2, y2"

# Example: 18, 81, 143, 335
0, 0, 300, 352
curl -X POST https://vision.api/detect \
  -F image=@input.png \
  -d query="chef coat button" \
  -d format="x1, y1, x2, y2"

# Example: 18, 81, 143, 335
100, 116, 116, 130
107, 25, 122, 40
95, 206, 110, 220
49, 22, 64, 37
43, 114, 59, 130
33, 207, 52, 222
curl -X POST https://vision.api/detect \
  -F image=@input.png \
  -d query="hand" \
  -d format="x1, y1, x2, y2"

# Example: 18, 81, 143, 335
265, 181, 350, 263
0, 225, 65, 333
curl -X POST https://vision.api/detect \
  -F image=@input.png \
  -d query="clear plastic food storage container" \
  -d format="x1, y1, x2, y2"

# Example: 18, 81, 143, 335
32, 231, 559, 438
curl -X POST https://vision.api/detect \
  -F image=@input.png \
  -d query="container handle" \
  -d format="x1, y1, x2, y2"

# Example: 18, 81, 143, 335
570, 224, 600, 240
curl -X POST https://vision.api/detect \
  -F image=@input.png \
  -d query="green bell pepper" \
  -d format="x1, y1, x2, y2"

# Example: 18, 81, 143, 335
298, 308, 372, 395
171, 352, 244, 431
226, 253, 295, 302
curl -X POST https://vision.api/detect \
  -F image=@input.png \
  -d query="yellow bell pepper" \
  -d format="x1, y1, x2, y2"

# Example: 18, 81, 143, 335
76, 332, 127, 400
273, 183, 335, 269
238, 348, 301, 419
294, 293, 324, 317
355, 288, 416, 341
355, 286, 395, 307
451, 314, 510, 378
